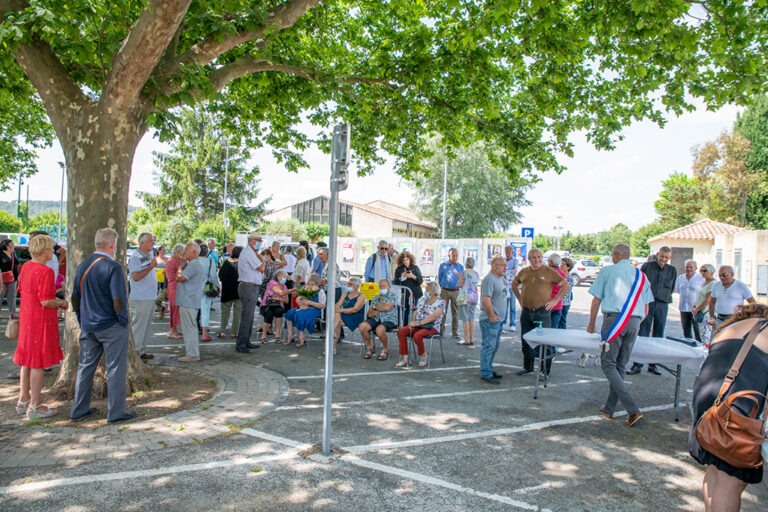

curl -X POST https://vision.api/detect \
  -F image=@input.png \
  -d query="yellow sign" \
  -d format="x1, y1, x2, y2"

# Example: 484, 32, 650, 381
359, 282, 380, 300
155, 268, 165, 283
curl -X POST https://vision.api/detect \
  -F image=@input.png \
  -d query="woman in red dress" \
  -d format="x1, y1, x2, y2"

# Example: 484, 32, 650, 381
14, 234, 68, 420
165, 244, 183, 338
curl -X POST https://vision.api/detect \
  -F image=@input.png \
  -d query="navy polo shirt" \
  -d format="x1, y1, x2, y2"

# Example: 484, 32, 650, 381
71, 251, 129, 333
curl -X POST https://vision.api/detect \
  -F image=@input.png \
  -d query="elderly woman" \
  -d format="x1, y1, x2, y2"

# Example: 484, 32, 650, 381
218, 246, 242, 339
689, 304, 768, 511
331, 276, 366, 352
14, 234, 67, 419
259, 269, 293, 343
292, 246, 310, 287
0, 239, 20, 319
692, 263, 717, 343
284, 273, 325, 347
457, 257, 479, 345
559, 257, 576, 329
395, 281, 445, 368
260, 248, 277, 287
394, 250, 423, 323
165, 244, 184, 338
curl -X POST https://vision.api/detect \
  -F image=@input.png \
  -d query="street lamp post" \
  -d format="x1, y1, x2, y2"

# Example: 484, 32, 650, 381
58, 161, 65, 243
441, 159, 447, 239
222, 136, 229, 228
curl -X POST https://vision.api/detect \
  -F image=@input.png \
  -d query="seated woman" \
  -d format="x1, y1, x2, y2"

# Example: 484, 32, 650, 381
259, 269, 292, 343
689, 304, 768, 512
284, 273, 325, 348
395, 281, 445, 368
332, 276, 366, 353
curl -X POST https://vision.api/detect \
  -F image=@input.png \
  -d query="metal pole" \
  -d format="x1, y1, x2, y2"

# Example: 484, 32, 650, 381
24, 184, 29, 232
442, 159, 447, 238
223, 136, 229, 228
16, 175, 22, 220
58, 162, 65, 243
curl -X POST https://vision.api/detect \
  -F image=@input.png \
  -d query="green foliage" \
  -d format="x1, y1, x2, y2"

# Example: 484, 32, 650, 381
0, 210, 22, 232
630, 222, 668, 257
734, 96, 768, 228
533, 234, 551, 252
304, 222, 329, 244
596, 223, 632, 255
410, 140, 530, 238
29, 211, 65, 229
192, 218, 231, 249
653, 172, 704, 229
257, 219, 307, 241
560, 232, 598, 254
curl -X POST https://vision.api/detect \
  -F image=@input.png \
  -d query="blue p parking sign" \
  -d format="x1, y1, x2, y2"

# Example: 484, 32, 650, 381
521, 227, 534, 239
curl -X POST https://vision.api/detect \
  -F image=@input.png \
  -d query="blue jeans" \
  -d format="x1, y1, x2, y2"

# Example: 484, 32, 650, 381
549, 309, 562, 332
479, 319, 503, 378
558, 305, 570, 329
503, 296, 517, 328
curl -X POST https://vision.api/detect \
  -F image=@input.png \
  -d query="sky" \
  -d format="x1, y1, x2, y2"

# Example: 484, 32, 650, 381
3, 101, 740, 236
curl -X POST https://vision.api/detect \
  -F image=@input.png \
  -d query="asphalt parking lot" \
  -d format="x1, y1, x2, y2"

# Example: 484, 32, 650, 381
1, 286, 766, 511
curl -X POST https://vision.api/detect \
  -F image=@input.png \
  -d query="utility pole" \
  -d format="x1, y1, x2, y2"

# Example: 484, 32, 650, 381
556, 215, 563, 251
24, 184, 29, 232
16, 175, 22, 220
58, 162, 65, 243
222, 135, 229, 228
323, 122, 350, 456
442, 159, 447, 239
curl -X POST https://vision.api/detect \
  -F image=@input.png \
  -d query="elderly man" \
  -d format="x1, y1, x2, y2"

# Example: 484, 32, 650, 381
359, 279, 399, 360
70, 228, 135, 424
438, 248, 465, 340
511, 248, 570, 375
503, 246, 519, 333
128, 232, 159, 361
628, 246, 677, 375
206, 238, 219, 267
587, 244, 654, 427
365, 239, 393, 283
235, 232, 265, 354
174, 243, 212, 362
317, 247, 341, 301
676, 259, 705, 341
709, 265, 755, 329
479, 257, 507, 384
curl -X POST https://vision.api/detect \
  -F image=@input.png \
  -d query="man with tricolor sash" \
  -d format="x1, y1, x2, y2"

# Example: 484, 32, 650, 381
586, 244, 654, 427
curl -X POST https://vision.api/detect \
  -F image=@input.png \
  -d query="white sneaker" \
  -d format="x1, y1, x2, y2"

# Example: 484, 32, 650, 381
510, 325, 516, 332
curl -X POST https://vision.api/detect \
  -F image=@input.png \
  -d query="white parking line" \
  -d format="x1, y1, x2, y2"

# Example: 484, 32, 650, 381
341, 402, 679, 453
287, 365, 483, 380
0, 452, 297, 495
275, 378, 607, 411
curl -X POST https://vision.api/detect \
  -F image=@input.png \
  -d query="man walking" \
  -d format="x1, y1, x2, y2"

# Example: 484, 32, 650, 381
175, 243, 211, 362
503, 245, 518, 333
438, 248, 464, 340
365, 240, 393, 283
70, 228, 135, 424
587, 244, 654, 427
709, 265, 755, 329
128, 232, 159, 361
479, 257, 507, 384
510, 248, 569, 375
235, 232, 264, 353
628, 246, 676, 375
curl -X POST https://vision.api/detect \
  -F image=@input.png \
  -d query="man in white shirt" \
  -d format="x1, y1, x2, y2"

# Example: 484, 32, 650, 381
709, 266, 755, 329
128, 232, 159, 360
675, 259, 705, 341
235, 232, 265, 354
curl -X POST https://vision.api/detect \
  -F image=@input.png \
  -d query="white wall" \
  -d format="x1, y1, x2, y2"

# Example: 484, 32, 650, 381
714, 231, 768, 295
650, 239, 714, 268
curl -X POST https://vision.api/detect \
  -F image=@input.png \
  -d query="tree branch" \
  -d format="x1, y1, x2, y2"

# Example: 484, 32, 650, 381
102, 0, 193, 112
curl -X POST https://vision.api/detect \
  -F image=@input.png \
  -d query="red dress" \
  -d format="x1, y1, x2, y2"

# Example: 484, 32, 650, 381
13, 261, 62, 368
165, 256, 181, 329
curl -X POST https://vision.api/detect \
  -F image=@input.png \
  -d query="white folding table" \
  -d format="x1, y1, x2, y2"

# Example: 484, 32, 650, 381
525, 328, 708, 421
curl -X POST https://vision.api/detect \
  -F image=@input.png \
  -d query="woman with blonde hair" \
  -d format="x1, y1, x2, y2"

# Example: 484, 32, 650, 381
13, 234, 68, 419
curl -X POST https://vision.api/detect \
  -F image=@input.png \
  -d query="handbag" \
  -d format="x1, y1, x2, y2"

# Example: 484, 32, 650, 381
204, 260, 220, 298
695, 320, 768, 469
2, 254, 15, 284
456, 292, 467, 306
5, 318, 19, 339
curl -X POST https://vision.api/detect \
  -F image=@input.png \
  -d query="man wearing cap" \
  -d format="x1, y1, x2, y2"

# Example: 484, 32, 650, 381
365, 240, 393, 283
235, 232, 265, 354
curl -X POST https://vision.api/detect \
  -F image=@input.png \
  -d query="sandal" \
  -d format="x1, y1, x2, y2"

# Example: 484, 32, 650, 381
260, 337, 269, 344
418, 355, 428, 367
376, 350, 389, 361
394, 358, 408, 368
168, 333, 182, 339
217, 333, 225, 339
201, 336, 212, 342
15, 400, 30, 415
363, 348, 375, 359
282, 337, 295, 346
27, 403, 57, 420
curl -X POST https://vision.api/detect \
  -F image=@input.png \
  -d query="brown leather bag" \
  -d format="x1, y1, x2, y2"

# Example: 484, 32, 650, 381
695, 320, 768, 469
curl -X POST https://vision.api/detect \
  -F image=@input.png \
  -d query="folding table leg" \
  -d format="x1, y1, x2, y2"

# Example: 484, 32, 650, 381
533, 345, 545, 399
674, 364, 682, 422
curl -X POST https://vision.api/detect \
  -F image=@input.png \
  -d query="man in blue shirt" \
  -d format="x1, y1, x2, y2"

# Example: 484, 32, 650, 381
587, 243, 653, 427
70, 228, 135, 425
364, 240, 392, 283
503, 245, 519, 333
438, 248, 464, 339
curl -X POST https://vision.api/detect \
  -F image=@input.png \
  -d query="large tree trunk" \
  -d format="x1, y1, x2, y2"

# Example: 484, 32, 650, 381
50, 104, 155, 399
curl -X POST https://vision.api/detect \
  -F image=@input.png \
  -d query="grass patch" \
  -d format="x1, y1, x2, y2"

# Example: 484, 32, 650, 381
251, 467, 262, 473
132, 390, 145, 398
174, 424, 184, 432
117, 426, 130, 432
23, 418, 54, 428
200, 404, 212, 411
225, 418, 259, 434
159, 441, 168, 448
143, 378, 156, 388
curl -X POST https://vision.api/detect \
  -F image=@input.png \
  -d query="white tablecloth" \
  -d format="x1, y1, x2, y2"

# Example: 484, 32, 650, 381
524, 328, 707, 366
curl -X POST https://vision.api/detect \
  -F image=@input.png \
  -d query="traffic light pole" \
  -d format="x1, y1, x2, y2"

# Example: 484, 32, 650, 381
322, 123, 350, 456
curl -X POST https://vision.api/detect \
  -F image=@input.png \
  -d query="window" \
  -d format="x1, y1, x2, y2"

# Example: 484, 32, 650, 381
734, 249, 742, 281
716, 249, 723, 268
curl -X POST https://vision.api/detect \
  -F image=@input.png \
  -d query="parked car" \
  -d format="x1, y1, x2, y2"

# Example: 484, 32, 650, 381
570, 258, 600, 286
599, 256, 613, 268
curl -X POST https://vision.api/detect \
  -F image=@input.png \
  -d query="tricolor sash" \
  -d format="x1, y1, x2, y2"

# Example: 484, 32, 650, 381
602, 268, 646, 343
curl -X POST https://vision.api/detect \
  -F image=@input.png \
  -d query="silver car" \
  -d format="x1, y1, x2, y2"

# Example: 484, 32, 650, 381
570, 258, 600, 286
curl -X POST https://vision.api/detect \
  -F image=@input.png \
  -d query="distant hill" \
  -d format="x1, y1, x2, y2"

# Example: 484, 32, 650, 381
0, 200, 137, 217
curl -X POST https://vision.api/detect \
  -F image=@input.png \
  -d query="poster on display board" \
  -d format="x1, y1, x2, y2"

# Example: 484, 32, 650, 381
342, 242, 355, 263
398, 241, 412, 254
487, 243, 502, 264
509, 241, 528, 266
463, 246, 478, 264
359, 239, 373, 265
440, 243, 453, 263
420, 243, 434, 265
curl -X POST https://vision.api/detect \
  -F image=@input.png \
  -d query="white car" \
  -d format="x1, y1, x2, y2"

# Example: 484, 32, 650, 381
570, 258, 600, 286
599, 256, 613, 267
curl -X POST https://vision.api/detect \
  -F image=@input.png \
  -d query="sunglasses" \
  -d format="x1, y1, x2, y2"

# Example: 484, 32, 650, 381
720, 273, 729, 277
700, 269, 708, 273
